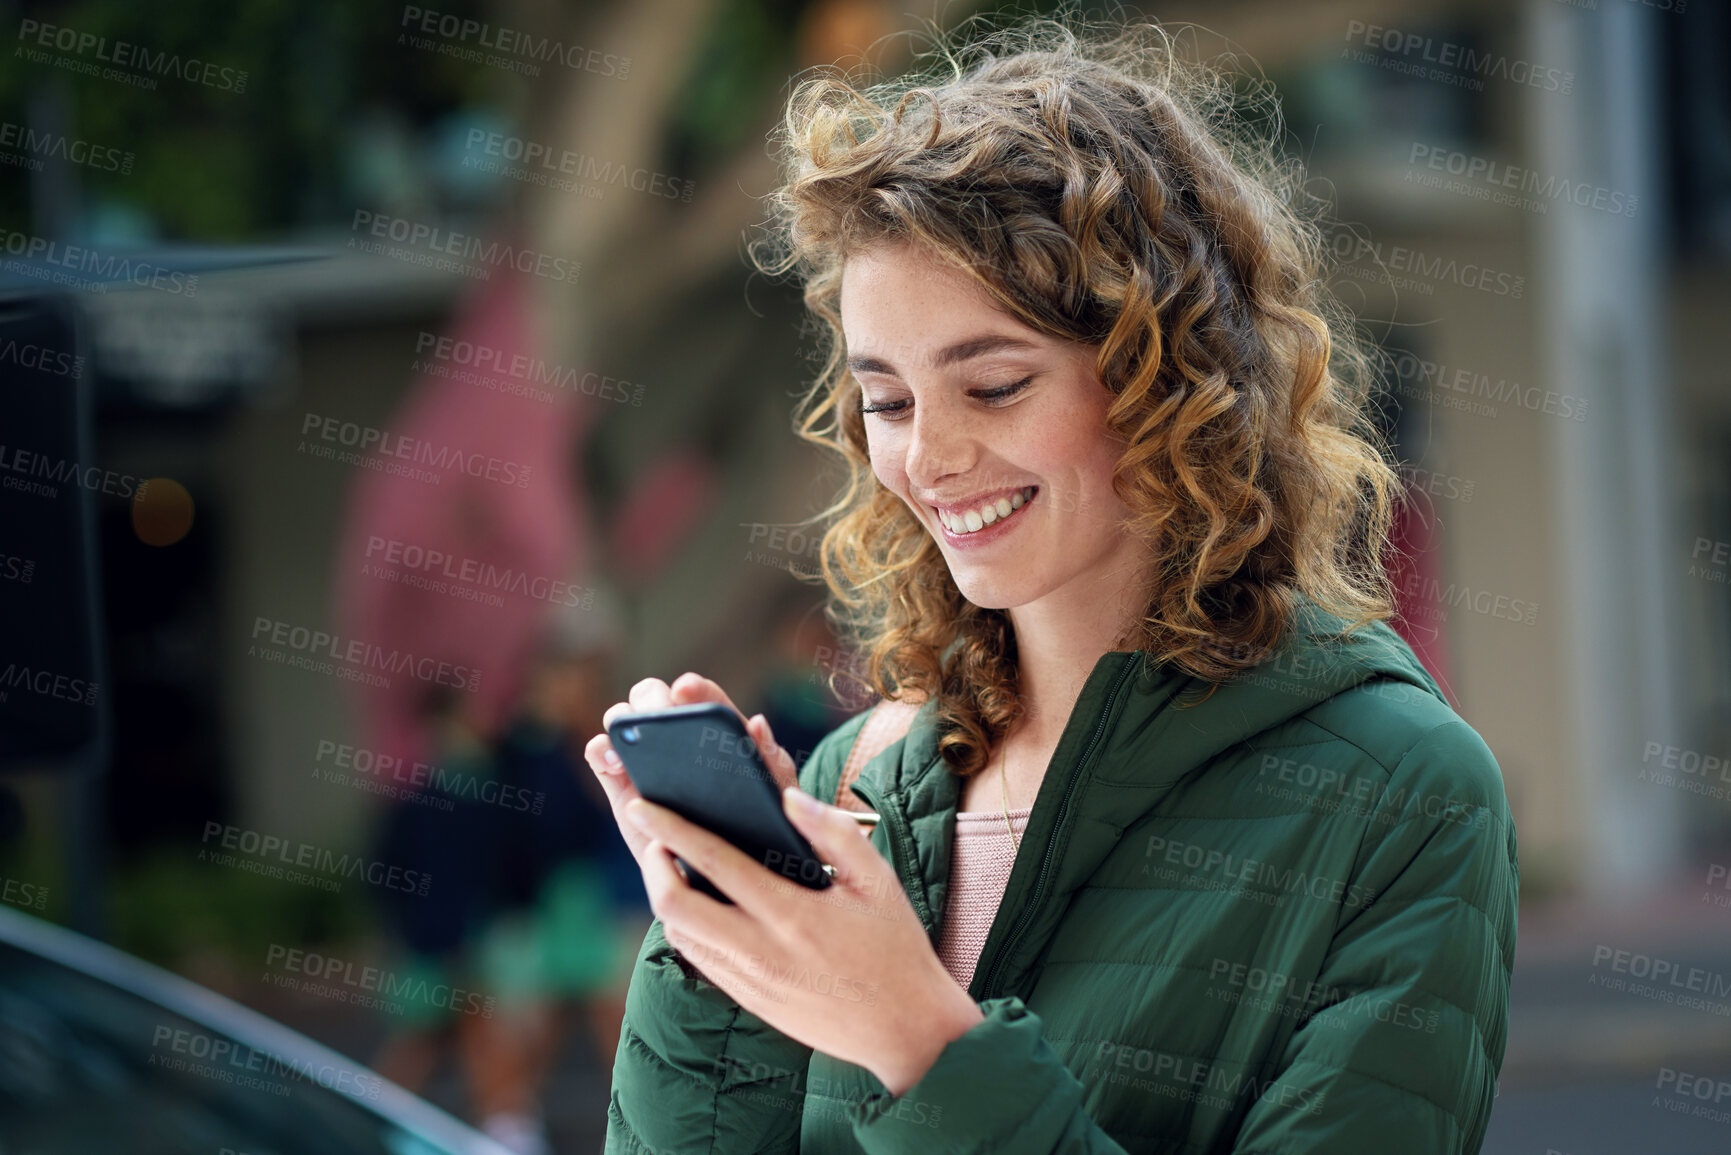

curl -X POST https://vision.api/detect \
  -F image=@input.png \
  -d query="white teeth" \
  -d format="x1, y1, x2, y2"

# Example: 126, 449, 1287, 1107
938, 486, 1036, 535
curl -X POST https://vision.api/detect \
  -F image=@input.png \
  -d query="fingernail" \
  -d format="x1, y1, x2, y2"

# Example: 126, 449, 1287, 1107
753, 715, 781, 757
603, 748, 623, 771
626, 798, 656, 830
784, 787, 824, 818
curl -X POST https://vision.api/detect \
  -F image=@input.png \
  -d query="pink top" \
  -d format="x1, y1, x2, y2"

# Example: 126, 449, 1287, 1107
936, 805, 1034, 990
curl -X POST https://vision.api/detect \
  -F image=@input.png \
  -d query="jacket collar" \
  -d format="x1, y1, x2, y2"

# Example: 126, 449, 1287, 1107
855, 602, 1447, 998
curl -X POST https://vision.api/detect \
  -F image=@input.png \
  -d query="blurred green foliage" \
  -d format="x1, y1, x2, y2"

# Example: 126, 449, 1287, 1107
106, 846, 373, 972
666, 0, 801, 173
0, 0, 495, 239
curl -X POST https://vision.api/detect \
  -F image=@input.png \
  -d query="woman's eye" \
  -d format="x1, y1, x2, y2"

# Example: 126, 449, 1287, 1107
858, 376, 1033, 419
976, 376, 1033, 402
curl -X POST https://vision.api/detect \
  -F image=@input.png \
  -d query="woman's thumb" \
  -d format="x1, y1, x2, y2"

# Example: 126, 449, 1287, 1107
782, 786, 875, 873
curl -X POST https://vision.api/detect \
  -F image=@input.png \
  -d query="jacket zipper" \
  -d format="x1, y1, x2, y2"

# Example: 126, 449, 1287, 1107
849, 778, 935, 932
974, 652, 1138, 1001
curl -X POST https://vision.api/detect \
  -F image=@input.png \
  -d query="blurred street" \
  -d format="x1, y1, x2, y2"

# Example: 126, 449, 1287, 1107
1486, 877, 1731, 1153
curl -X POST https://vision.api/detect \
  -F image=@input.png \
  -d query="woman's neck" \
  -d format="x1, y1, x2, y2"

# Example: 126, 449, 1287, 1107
1004, 559, 1150, 749
957, 566, 1149, 815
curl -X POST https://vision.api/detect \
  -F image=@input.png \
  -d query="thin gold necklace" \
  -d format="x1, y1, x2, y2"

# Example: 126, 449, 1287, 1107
997, 738, 1020, 852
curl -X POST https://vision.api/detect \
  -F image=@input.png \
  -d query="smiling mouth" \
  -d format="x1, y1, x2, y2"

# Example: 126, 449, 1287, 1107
932, 486, 1038, 535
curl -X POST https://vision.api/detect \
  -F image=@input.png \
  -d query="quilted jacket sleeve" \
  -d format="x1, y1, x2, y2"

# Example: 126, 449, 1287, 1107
1228, 719, 1520, 1154
604, 712, 869, 1155
846, 997, 1133, 1154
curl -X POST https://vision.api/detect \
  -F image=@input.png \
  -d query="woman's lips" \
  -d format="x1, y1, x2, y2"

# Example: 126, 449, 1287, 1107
933, 485, 1038, 545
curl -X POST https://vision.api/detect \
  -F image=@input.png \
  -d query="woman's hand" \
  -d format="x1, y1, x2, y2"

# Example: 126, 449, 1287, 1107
582, 671, 800, 872
624, 786, 984, 1097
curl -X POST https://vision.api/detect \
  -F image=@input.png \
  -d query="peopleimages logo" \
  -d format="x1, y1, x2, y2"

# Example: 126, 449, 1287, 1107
0, 552, 33, 584
298, 411, 533, 489
199, 821, 432, 897
1399, 572, 1539, 627
398, 5, 630, 79
1325, 228, 1525, 299
1408, 143, 1639, 217
0, 120, 133, 175
1637, 740, 1731, 806
0, 229, 198, 296
264, 943, 497, 1018
1142, 834, 1378, 910
1654, 1066, 1731, 1126
314, 738, 546, 815
1, 874, 48, 911
364, 535, 594, 609
249, 615, 483, 693
1398, 465, 1475, 504
349, 210, 579, 284
413, 332, 643, 406
1384, 350, 1589, 423
1092, 1041, 1326, 1116
1343, 20, 1573, 94
462, 129, 695, 202
1690, 537, 1730, 589
0, 661, 98, 706
0, 335, 84, 378
149, 1026, 383, 1101
1255, 754, 1492, 832
0, 442, 142, 501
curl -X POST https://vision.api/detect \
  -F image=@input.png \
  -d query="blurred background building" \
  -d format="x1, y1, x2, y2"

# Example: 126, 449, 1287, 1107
1, 0, 1728, 1151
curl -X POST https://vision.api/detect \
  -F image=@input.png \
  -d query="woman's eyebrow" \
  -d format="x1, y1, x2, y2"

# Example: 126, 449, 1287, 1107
846, 334, 1041, 377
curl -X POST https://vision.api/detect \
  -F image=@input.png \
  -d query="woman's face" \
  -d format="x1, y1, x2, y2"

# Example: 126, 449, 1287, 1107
839, 241, 1146, 615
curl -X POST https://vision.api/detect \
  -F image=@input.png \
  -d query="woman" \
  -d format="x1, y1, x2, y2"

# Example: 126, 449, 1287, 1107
584, 21, 1518, 1155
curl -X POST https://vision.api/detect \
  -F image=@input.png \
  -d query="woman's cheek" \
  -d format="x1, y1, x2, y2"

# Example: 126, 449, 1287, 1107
868, 442, 906, 498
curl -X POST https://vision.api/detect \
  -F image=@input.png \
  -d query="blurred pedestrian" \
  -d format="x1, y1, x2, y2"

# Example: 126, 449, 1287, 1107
468, 583, 648, 1149
371, 581, 646, 1154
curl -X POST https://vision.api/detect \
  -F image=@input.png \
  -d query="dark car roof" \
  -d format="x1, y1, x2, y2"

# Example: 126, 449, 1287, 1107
0, 904, 510, 1155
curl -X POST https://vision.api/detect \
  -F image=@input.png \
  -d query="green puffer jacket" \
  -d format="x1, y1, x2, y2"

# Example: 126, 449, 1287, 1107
607, 609, 1519, 1154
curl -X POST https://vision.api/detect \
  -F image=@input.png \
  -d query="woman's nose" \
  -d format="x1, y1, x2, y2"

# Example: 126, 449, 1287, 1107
903, 397, 976, 489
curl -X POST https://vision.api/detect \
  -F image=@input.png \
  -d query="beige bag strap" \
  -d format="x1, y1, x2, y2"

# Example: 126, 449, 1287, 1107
833, 697, 924, 812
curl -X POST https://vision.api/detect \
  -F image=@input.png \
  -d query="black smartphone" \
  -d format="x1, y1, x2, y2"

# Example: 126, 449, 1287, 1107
606, 702, 833, 903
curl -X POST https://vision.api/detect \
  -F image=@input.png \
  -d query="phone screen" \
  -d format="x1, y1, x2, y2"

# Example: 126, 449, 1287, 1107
607, 702, 833, 903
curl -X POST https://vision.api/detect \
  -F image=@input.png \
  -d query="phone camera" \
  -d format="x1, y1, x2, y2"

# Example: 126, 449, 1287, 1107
619, 725, 640, 745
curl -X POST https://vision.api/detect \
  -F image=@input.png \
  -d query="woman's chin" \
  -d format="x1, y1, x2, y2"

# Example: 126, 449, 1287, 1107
947, 571, 1036, 613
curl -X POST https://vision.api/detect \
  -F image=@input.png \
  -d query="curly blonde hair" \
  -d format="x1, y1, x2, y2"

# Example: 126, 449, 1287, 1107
752, 18, 1401, 778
